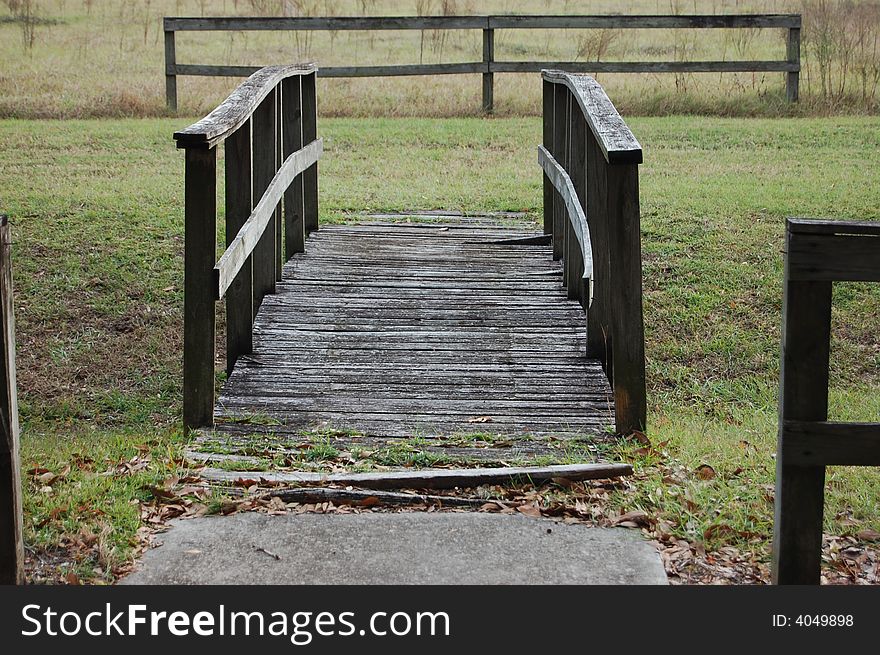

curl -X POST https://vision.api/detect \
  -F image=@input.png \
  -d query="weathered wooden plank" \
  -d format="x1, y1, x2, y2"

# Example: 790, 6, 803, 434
787, 218, 880, 236
543, 71, 642, 165
174, 64, 317, 149
281, 76, 305, 258
496, 60, 796, 74
0, 216, 23, 585
782, 421, 880, 466
224, 120, 254, 375
164, 29, 177, 112
200, 463, 632, 490
165, 16, 490, 32
261, 487, 500, 509
301, 72, 319, 235
786, 233, 880, 282
488, 14, 801, 29
183, 147, 217, 432
216, 139, 323, 299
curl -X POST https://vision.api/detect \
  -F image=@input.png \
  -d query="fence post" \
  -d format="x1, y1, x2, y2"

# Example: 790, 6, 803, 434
786, 25, 800, 103
252, 89, 278, 313
183, 148, 217, 432
0, 216, 23, 585
282, 76, 305, 258
772, 237, 831, 584
164, 24, 178, 113
606, 163, 647, 435
542, 79, 554, 236
483, 25, 495, 113
225, 121, 254, 376
302, 72, 319, 235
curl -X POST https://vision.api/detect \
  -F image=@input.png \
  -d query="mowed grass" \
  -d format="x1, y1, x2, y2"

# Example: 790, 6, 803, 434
1, 114, 879, 578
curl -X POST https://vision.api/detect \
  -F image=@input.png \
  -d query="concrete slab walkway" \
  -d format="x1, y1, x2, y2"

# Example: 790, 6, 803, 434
120, 512, 667, 585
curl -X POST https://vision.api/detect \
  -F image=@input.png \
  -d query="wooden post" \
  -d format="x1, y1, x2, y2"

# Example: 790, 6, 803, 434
569, 106, 587, 308
252, 89, 277, 313
301, 72, 319, 235
275, 87, 283, 282
585, 132, 610, 368
772, 243, 832, 584
551, 83, 567, 261
0, 216, 23, 585
224, 121, 254, 376
164, 27, 178, 113
482, 26, 495, 113
606, 163, 647, 434
282, 75, 305, 258
183, 147, 217, 432
786, 27, 800, 103
562, 93, 574, 294
542, 79, 554, 236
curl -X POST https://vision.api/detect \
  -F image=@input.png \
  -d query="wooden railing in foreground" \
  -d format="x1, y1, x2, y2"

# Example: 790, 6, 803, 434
539, 71, 646, 436
0, 215, 23, 584
773, 218, 880, 585
164, 13, 802, 113
175, 65, 322, 432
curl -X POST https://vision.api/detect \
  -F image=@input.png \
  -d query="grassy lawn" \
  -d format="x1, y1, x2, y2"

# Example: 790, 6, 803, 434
1, 114, 879, 581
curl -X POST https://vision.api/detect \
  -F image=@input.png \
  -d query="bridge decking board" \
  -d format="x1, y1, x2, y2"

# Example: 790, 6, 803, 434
203, 222, 614, 465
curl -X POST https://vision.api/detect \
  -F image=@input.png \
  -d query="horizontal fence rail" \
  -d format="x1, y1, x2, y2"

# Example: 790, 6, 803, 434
164, 13, 802, 112
773, 218, 880, 585
175, 64, 322, 432
540, 70, 646, 436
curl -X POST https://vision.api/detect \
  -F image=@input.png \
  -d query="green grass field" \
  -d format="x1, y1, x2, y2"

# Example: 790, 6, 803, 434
1, 113, 878, 581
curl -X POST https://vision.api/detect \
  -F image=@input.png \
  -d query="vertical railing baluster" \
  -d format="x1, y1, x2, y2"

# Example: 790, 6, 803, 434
551, 83, 567, 261
225, 120, 254, 376
183, 146, 217, 431
252, 88, 277, 314
606, 162, 647, 434
569, 102, 587, 308
283, 75, 305, 258
542, 79, 554, 237
302, 72, 319, 235
585, 130, 610, 370
562, 90, 574, 293
275, 84, 283, 281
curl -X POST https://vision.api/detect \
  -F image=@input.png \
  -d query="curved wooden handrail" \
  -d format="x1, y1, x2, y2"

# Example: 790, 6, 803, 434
174, 63, 317, 149
542, 70, 642, 165
537, 146, 593, 286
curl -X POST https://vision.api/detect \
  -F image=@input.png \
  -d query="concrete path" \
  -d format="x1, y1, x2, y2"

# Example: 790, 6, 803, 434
120, 512, 667, 585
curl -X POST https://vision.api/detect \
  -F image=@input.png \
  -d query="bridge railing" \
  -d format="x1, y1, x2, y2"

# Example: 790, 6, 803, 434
539, 70, 646, 435
773, 218, 880, 584
164, 13, 802, 113
175, 64, 322, 432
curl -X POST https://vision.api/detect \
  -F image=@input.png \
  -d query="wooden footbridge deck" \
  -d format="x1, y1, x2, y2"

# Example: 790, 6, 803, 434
175, 65, 646, 474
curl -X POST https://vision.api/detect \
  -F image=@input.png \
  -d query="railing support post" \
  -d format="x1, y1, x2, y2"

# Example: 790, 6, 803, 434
483, 26, 495, 113
302, 72, 319, 235
606, 163, 647, 435
551, 84, 567, 261
282, 76, 305, 257
585, 131, 610, 368
225, 121, 254, 376
0, 216, 23, 585
772, 271, 832, 584
541, 80, 554, 236
164, 26, 178, 113
183, 147, 217, 432
568, 105, 587, 308
253, 89, 278, 313
786, 26, 800, 103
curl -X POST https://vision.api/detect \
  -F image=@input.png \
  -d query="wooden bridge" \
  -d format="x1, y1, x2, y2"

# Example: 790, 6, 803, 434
175, 65, 646, 472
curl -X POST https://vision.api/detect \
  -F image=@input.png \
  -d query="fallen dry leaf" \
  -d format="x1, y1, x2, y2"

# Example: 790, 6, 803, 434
695, 464, 717, 481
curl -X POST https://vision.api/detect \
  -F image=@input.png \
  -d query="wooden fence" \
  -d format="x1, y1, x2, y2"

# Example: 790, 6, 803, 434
0, 215, 23, 585
539, 71, 646, 435
164, 13, 802, 113
773, 218, 880, 584
175, 65, 322, 431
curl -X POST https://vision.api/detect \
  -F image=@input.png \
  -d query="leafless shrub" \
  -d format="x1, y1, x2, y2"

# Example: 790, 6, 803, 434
576, 29, 621, 62
4, 0, 40, 50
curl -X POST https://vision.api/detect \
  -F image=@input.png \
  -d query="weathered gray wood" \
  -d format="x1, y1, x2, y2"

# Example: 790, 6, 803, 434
224, 121, 254, 375
483, 27, 494, 113
183, 147, 217, 431
165, 16, 490, 32
786, 233, 880, 282
281, 76, 305, 258
787, 218, 880, 236
252, 90, 278, 312
787, 27, 801, 103
164, 29, 177, 113
772, 256, 832, 585
301, 72, 319, 235
274, 89, 283, 282
262, 487, 499, 508
569, 107, 587, 308
201, 462, 633, 490
782, 421, 880, 467
487, 14, 801, 29
216, 139, 323, 300
543, 71, 642, 165
605, 163, 647, 434
542, 79, 554, 237
174, 64, 317, 149
0, 216, 23, 585
551, 83, 567, 261
496, 60, 797, 74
